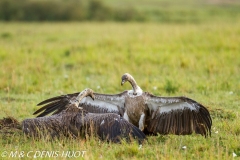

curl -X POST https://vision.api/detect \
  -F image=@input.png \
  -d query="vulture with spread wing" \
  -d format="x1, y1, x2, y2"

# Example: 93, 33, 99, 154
23, 88, 146, 143
33, 73, 212, 136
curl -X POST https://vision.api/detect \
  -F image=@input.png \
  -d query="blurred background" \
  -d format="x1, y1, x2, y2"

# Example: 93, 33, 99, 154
0, 0, 239, 97
0, 0, 240, 22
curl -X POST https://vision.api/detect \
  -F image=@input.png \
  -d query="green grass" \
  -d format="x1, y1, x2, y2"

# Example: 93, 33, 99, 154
0, 21, 240, 159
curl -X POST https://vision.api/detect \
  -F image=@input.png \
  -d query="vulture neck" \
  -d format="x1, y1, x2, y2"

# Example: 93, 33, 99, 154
128, 76, 142, 95
73, 89, 92, 107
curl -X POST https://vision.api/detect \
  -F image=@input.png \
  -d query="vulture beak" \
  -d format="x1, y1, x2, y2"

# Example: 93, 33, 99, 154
121, 80, 125, 86
90, 94, 95, 101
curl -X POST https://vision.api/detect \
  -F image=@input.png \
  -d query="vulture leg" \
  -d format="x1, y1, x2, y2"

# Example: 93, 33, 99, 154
139, 112, 146, 131
123, 111, 130, 122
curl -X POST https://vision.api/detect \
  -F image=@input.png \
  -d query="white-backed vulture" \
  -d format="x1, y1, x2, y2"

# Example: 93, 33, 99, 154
23, 88, 146, 143
33, 73, 212, 136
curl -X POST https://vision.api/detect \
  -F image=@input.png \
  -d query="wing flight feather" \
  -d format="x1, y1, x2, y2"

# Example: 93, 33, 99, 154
145, 93, 212, 136
33, 91, 127, 117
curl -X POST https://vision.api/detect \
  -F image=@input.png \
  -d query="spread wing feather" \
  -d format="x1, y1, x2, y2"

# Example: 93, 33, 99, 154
33, 93, 78, 116
35, 101, 70, 117
37, 92, 80, 106
145, 93, 212, 136
33, 91, 127, 117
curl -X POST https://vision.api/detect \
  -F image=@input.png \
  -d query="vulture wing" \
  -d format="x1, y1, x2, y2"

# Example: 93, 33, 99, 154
33, 91, 127, 117
144, 92, 212, 136
33, 92, 79, 117
82, 113, 146, 143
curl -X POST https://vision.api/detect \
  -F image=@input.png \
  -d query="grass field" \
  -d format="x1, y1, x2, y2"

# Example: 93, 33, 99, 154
0, 20, 240, 159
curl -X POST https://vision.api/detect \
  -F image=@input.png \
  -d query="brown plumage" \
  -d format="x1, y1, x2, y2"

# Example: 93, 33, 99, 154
0, 117, 22, 137
33, 73, 212, 137
23, 89, 146, 143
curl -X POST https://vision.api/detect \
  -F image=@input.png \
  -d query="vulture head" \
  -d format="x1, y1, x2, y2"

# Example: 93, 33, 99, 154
121, 73, 142, 95
73, 88, 95, 108
121, 73, 132, 86
79, 88, 95, 100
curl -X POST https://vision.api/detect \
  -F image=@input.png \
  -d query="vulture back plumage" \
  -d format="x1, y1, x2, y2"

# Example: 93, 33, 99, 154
23, 88, 146, 143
